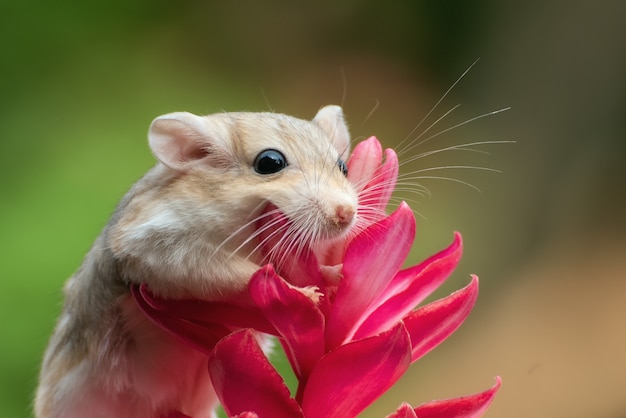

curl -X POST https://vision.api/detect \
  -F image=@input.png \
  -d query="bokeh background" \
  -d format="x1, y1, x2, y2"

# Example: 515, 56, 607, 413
1, 1, 625, 417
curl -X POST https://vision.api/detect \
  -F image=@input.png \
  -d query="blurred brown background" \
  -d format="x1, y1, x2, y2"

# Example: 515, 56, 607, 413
1, 1, 625, 417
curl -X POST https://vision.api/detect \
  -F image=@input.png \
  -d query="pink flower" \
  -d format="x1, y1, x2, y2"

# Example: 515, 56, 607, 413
132, 137, 500, 417
208, 328, 500, 418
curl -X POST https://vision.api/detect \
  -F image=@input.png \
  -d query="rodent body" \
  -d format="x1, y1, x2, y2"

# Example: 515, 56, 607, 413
35, 106, 358, 417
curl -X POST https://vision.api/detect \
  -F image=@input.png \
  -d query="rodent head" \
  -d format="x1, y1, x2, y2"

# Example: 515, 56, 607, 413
111, 106, 358, 298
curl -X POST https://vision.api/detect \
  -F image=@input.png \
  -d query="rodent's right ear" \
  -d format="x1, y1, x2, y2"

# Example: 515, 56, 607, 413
313, 105, 351, 161
148, 112, 226, 171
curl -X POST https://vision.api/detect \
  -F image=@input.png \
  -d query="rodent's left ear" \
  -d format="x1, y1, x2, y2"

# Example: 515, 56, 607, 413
148, 112, 232, 171
313, 105, 351, 160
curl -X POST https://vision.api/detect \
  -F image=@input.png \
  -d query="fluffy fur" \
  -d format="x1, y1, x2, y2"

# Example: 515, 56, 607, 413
36, 106, 358, 417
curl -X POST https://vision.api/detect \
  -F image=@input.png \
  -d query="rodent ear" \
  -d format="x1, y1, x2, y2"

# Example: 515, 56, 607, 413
313, 105, 351, 160
148, 112, 222, 171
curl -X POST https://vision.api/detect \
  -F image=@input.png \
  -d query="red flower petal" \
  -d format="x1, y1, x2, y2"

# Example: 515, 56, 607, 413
353, 233, 463, 340
301, 323, 412, 418
208, 329, 304, 418
232, 413, 260, 418
386, 403, 418, 418
359, 147, 399, 218
249, 265, 325, 379
162, 411, 193, 418
132, 284, 276, 334
132, 284, 229, 354
326, 203, 416, 349
347, 136, 383, 193
403, 276, 479, 362
412, 377, 502, 418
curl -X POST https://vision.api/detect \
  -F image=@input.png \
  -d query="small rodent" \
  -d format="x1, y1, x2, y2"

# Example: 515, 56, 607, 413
35, 105, 359, 418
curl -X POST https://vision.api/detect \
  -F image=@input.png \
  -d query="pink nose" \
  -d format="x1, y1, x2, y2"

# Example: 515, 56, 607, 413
335, 205, 355, 227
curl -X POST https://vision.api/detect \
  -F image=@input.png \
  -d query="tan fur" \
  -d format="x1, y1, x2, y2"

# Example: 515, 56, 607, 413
36, 106, 358, 417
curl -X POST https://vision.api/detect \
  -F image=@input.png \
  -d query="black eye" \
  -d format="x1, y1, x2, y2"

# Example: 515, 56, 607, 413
254, 149, 288, 174
337, 158, 348, 177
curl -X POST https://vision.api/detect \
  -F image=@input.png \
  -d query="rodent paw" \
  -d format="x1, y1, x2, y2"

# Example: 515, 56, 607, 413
291, 284, 323, 304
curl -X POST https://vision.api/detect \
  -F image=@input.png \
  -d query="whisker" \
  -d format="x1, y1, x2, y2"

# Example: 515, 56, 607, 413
339, 66, 347, 109
396, 58, 481, 153
359, 99, 381, 129
398, 140, 515, 166
245, 221, 291, 266
397, 103, 461, 156
259, 87, 274, 112
222, 208, 285, 262
407, 175, 484, 193
388, 184, 431, 198
399, 108, 512, 159
400, 165, 502, 175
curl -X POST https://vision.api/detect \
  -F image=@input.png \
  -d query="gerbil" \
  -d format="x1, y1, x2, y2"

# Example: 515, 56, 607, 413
35, 105, 358, 418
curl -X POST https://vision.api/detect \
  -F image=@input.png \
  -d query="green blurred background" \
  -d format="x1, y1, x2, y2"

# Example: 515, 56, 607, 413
1, 1, 625, 417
